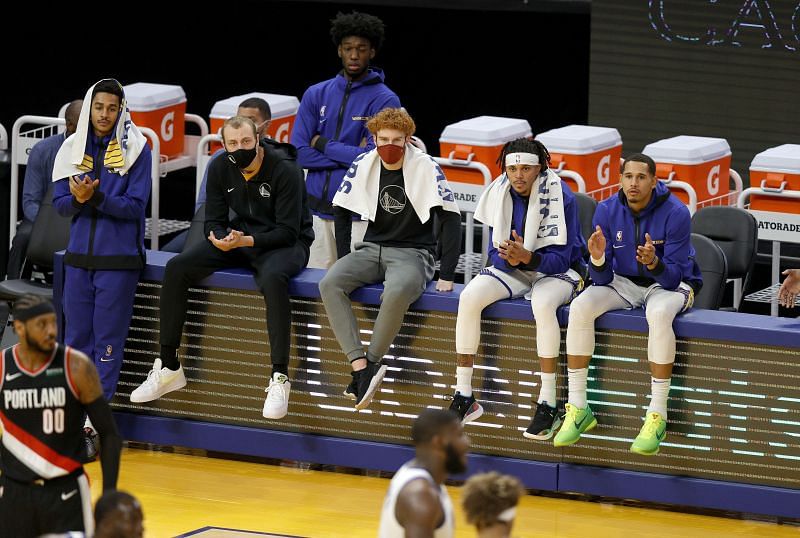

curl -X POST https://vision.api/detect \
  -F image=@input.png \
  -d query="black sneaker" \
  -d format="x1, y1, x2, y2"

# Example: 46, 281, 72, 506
343, 372, 357, 400
82, 427, 99, 463
523, 402, 561, 440
354, 360, 388, 411
448, 392, 483, 424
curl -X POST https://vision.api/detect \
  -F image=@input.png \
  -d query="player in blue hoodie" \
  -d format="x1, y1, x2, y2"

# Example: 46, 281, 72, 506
291, 11, 400, 268
449, 139, 586, 442
53, 79, 151, 458
557, 153, 702, 455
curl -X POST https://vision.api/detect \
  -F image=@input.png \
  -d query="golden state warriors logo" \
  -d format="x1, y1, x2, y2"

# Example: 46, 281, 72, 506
259, 184, 271, 198
379, 185, 406, 214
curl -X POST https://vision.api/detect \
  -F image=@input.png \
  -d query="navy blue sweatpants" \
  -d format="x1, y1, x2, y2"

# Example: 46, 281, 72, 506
63, 266, 140, 400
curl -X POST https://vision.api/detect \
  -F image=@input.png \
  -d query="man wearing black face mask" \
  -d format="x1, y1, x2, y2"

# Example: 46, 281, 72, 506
378, 408, 469, 538
129, 116, 314, 421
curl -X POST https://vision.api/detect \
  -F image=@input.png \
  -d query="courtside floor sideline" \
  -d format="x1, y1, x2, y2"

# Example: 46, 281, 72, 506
83, 445, 800, 537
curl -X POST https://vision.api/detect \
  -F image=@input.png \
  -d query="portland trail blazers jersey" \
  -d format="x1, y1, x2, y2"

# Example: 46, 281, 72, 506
0, 344, 84, 482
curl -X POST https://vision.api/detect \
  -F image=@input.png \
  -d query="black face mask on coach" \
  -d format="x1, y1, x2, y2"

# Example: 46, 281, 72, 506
227, 146, 258, 169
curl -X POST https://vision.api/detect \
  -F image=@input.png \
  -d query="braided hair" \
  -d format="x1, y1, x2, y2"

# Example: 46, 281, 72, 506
330, 11, 386, 51
496, 138, 551, 173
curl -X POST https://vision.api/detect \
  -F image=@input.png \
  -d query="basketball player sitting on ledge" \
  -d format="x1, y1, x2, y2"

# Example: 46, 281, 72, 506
449, 138, 586, 443
320, 108, 461, 411
558, 153, 702, 455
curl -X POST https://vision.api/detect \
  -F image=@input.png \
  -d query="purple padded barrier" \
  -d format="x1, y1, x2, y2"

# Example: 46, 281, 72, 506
558, 463, 800, 519
113, 412, 559, 491
129, 250, 800, 347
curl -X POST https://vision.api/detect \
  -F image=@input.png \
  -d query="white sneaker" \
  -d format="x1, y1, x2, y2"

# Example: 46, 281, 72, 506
129, 359, 187, 403
263, 373, 291, 420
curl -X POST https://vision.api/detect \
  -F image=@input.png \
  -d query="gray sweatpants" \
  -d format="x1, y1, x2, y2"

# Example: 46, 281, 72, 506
319, 242, 435, 363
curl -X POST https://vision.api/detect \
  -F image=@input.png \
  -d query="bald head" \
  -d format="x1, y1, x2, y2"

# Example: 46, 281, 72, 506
64, 99, 83, 136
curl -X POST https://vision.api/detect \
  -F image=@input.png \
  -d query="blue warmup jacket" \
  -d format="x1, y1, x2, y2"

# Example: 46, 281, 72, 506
489, 179, 587, 275
53, 132, 152, 270
23, 133, 66, 222
590, 181, 703, 291
291, 68, 400, 217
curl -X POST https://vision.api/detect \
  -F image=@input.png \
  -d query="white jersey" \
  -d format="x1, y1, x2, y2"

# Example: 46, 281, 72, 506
378, 462, 454, 538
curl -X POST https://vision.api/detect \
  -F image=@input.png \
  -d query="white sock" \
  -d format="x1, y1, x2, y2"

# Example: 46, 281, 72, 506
537, 372, 556, 407
647, 377, 671, 419
455, 367, 473, 397
567, 368, 588, 409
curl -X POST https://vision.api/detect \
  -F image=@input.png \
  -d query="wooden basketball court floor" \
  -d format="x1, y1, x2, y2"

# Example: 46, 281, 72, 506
81, 446, 799, 537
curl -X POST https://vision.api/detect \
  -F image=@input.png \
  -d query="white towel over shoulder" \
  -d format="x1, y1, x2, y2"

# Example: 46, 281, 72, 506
474, 168, 567, 252
52, 80, 148, 181
332, 143, 460, 222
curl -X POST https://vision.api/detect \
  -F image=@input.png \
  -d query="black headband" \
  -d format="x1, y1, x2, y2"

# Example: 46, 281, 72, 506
13, 301, 55, 322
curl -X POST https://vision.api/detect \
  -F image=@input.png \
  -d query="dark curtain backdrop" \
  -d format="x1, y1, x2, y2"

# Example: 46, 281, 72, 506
2, 0, 589, 154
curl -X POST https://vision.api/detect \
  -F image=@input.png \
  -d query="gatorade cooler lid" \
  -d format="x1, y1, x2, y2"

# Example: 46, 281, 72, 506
535, 124, 622, 154
439, 116, 532, 146
123, 83, 186, 111
750, 144, 800, 174
210, 93, 300, 119
642, 135, 731, 165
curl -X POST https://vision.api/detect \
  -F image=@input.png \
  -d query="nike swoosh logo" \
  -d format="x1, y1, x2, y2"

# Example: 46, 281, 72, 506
5, 372, 22, 381
99, 357, 115, 362
61, 489, 78, 501
227, 187, 235, 192
613, 245, 625, 249
574, 415, 588, 429
656, 429, 666, 441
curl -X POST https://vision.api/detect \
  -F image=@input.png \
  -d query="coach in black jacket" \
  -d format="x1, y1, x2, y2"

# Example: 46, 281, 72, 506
129, 116, 313, 420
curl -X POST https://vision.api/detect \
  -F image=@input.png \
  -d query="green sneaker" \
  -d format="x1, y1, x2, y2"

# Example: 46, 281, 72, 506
630, 412, 667, 455
553, 403, 597, 447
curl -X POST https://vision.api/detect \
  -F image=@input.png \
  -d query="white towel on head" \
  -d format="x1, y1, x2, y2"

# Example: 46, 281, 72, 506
52, 79, 148, 181
474, 168, 567, 252
332, 143, 460, 222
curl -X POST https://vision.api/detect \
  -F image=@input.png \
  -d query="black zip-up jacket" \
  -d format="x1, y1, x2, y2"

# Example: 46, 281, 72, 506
205, 138, 314, 250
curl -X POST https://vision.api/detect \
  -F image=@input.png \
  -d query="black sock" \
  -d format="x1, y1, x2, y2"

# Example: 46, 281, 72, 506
160, 346, 180, 371
272, 364, 289, 377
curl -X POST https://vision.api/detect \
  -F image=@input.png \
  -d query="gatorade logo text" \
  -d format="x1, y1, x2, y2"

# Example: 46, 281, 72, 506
707, 164, 720, 196
758, 221, 800, 233
275, 122, 290, 143
161, 112, 175, 142
598, 154, 611, 185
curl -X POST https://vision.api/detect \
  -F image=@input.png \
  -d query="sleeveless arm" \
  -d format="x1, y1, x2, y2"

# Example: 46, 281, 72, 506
395, 478, 444, 538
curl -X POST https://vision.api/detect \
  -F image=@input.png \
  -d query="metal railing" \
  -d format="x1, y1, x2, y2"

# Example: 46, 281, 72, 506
433, 155, 493, 283
737, 184, 800, 316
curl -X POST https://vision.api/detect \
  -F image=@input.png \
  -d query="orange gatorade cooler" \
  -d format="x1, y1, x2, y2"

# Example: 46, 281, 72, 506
642, 135, 732, 208
535, 124, 622, 198
749, 144, 800, 214
209, 92, 300, 148
439, 116, 532, 210
123, 82, 186, 158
